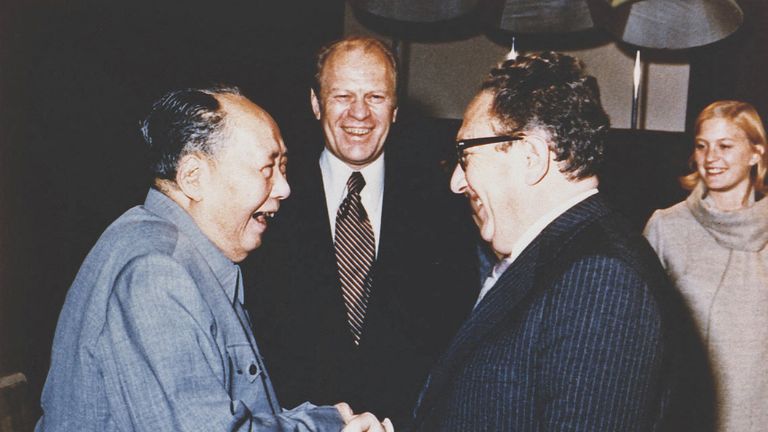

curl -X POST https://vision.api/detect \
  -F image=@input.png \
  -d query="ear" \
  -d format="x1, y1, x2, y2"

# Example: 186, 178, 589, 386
175, 153, 207, 202
521, 135, 551, 185
310, 89, 322, 120
392, 106, 398, 124
750, 144, 765, 166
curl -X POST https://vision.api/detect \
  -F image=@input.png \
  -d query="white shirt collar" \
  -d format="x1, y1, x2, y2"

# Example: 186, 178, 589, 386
474, 188, 599, 308
319, 148, 385, 253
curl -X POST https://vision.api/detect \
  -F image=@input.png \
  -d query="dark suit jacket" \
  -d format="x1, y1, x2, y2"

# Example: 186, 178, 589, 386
242, 138, 479, 428
412, 194, 714, 432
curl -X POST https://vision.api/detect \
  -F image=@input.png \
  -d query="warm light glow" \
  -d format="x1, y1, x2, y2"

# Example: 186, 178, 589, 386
633, 50, 641, 98
506, 37, 518, 60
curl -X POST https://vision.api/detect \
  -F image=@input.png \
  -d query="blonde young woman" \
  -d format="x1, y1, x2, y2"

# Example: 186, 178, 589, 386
644, 100, 768, 432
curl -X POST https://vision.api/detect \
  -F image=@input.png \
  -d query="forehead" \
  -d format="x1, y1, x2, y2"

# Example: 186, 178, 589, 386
320, 47, 394, 91
218, 94, 285, 156
458, 92, 500, 139
698, 117, 748, 140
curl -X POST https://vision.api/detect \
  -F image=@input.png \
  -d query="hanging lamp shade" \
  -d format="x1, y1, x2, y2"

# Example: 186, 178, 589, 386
350, 0, 481, 23
497, 0, 595, 33
590, 0, 744, 49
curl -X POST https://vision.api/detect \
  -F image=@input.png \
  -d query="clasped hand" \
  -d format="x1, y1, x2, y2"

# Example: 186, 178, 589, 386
335, 402, 394, 432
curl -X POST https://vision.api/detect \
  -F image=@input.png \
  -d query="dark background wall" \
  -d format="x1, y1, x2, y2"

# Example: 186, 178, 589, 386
687, 0, 768, 129
1, 0, 766, 421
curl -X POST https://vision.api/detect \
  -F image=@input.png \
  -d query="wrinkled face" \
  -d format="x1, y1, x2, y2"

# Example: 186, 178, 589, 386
694, 117, 762, 196
450, 91, 526, 256
311, 47, 397, 169
196, 95, 290, 262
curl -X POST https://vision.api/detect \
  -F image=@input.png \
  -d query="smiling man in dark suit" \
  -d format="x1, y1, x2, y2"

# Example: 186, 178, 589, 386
242, 36, 478, 429
412, 51, 714, 431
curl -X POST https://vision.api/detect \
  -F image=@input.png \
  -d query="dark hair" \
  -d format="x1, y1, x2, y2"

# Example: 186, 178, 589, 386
481, 51, 610, 179
141, 85, 241, 181
313, 36, 397, 101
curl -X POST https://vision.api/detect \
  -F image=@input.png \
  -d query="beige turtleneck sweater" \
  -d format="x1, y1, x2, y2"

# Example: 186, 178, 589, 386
644, 182, 768, 432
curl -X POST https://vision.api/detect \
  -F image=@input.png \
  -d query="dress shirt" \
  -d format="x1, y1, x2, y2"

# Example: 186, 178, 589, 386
320, 148, 384, 255
474, 188, 599, 308
36, 188, 343, 431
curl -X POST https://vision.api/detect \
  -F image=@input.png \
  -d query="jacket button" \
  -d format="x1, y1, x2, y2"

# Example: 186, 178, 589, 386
249, 364, 258, 376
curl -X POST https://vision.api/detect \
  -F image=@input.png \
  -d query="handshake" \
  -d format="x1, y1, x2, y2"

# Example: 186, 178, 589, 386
335, 403, 395, 432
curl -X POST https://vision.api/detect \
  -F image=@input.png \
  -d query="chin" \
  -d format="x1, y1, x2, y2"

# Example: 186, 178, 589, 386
479, 226, 494, 244
490, 232, 515, 254
345, 153, 376, 167
245, 238, 263, 253
705, 180, 739, 193
344, 143, 379, 157
232, 241, 261, 263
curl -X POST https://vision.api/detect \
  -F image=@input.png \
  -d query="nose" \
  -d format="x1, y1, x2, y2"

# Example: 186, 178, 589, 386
348, 97, 370, 120
271, 169, 291, 200
705, 146, 719, 163
450, 164, 468, 194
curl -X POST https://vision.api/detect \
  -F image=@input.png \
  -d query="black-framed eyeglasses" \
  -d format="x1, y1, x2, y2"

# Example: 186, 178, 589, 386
456, 135, 524, 170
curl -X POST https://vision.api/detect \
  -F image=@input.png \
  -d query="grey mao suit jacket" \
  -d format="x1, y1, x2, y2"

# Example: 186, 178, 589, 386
37, 188, 343, 431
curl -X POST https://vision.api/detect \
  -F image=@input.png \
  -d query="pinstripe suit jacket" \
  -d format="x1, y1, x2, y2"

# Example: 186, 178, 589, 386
412, 194, 714, 432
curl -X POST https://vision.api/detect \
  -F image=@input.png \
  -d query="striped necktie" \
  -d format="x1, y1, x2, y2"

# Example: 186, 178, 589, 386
334, 171, 375, 345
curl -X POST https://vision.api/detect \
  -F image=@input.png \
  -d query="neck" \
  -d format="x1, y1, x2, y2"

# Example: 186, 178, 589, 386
528, 174, 598, 217
707, 182, 754, 211
155, 181, 191, 210
494, 175, 598, 256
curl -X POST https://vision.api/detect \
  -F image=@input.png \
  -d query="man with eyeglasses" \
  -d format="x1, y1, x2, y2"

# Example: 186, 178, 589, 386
411, 52, 714, 431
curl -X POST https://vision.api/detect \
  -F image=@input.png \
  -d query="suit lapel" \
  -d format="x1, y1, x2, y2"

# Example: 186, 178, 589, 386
292, 159, 332, 243
359, 156, 410, 344
362, 154, 444, 345
288, 160, 353, 348
414, 239, 540, 417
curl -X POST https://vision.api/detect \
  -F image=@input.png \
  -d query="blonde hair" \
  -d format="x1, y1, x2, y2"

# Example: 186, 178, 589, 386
681, 100, 768, 194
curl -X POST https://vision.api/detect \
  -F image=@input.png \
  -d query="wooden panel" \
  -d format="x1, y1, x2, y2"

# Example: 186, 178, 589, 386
0, 373, 32, 432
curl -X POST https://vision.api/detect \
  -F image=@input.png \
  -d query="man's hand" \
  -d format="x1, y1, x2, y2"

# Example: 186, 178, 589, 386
335, 403, 394, 432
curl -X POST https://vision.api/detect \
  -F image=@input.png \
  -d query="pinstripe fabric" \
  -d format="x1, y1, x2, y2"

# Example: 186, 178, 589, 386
412, 195, 714, 432
334, 171, 375, 345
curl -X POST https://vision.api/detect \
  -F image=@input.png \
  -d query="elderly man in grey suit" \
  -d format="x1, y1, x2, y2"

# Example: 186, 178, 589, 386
412, 52, 713, 431
36, 86, 391, 432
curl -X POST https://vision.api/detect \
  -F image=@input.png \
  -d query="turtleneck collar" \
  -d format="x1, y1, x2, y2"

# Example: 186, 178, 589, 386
686, 181, 768, 252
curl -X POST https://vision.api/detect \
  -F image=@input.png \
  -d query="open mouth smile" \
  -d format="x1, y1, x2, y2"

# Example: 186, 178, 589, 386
342, 127, 372, 136
251, 211, 275, 221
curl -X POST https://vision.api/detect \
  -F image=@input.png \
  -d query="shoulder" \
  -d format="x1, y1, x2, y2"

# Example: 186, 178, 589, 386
77, 206, 205, 306
108, 252, 205, 317
574, 209, 659, 267
643, 200, 695, 257
98, 206, 182, 257
537, 242, 666, 348
550, 254, 658, 310
542, 209, 668, 306
72, 206, 185, 288
647, 200, 693, 226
